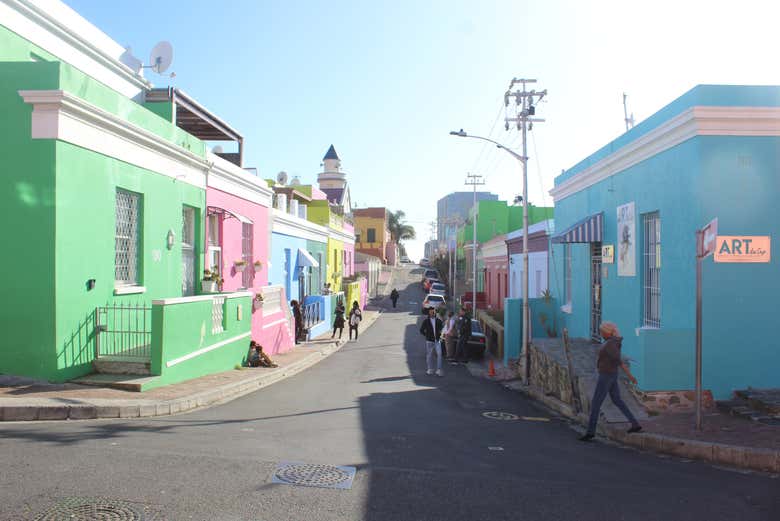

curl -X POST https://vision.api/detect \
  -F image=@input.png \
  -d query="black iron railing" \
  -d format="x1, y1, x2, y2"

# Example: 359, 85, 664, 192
95, 302, 152, 358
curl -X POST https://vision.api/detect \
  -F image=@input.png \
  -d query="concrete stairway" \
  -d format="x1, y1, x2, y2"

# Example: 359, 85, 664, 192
71, 356, 156, 392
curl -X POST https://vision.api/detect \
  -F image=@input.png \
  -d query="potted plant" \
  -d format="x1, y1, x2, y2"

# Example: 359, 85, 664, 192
202, 269, 223, 293
253, 292, 264, 309
253, 260, 263, 272
234, 259, 247, 273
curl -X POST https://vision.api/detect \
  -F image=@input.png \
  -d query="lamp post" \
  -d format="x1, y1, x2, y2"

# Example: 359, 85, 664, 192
450, 130, 530, 378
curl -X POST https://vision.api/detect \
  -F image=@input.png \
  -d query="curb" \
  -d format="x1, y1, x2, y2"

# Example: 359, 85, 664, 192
496, 373, 780, 474
0, 310, 382, 422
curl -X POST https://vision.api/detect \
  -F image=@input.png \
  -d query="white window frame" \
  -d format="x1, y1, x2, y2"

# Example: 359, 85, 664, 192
115, 189, 141, 288
642, 212, 661, 328
207, 213, 222, 277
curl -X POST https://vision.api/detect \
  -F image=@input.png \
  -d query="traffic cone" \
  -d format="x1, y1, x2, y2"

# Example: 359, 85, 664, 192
488, 359, 496, 377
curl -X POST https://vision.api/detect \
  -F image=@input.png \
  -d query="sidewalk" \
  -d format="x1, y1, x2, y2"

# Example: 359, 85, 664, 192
466, 354, 780, 474
0, 310, 381, 422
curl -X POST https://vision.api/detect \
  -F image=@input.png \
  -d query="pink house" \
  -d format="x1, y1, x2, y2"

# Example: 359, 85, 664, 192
206, 154, 294, 355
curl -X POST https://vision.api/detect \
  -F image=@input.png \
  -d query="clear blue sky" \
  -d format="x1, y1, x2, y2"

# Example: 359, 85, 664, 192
66, 0, 780, 260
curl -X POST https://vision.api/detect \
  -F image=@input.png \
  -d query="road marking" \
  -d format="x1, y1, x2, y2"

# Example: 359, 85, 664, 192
521, 416, 551, 422
488, 446, 504, 451
482, 411, 520, 421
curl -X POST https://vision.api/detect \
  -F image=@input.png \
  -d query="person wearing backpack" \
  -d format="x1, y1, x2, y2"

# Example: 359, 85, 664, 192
348, 301, 363, 340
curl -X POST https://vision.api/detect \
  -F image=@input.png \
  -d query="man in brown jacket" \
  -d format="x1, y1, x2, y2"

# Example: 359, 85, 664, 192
579, 321, 642, 441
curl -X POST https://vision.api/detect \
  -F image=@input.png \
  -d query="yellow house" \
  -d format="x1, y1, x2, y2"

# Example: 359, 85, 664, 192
307, 200, 354, 290
353, 208, 391, 263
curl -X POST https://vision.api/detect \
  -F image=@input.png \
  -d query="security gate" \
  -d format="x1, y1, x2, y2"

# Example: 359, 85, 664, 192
95, 303, 152, 358
590, 242, 602, 342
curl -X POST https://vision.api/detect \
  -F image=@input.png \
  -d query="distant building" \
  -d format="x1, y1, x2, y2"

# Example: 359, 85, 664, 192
424, 240, 438, 260
437, 191, 498, 252
353, 207, 393, 264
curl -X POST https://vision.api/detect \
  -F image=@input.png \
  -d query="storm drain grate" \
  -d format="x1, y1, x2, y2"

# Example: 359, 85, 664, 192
33, 497, 153, 520
272, 462, 356, 489
482, 411, 520, 421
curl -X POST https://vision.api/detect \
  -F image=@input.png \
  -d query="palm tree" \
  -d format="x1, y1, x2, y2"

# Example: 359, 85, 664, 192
388, 210, 416, 245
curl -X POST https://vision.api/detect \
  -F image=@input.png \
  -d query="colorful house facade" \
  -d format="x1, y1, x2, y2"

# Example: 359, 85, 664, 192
507, 219, 554, 300
0, 1, 257, 386
354, 207, 392, 264
549, 84, 780, 399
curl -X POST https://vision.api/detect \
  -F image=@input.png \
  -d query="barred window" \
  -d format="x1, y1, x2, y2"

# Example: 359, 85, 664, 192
241, 222, 253, 289
643, 212, 661, 327
564, 244, 572, 306
182, 206, 196, 296
115, 189, 141, 286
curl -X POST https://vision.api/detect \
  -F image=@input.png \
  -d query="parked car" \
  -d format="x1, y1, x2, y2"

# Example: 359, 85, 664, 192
421, 294, 446, 314
420, 258, 431, 267
429, 282, 447, 296
400, 255, 411, 263
424, 277, 440, 292
466, 319, 487, 359
422, 269, 439, 281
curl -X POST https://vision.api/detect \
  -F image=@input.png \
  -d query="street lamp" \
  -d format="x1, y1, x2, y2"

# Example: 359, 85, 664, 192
450, 129, 530, 380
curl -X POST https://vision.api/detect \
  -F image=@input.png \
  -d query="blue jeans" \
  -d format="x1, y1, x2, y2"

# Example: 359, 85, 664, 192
586, 372, 639, 435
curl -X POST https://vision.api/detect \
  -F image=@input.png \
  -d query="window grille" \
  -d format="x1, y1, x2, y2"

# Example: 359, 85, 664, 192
241, 223, 253, 288
643, 212, 661, 327
115, 189, 140, 286
182, 206, 195, 296
564, 245, 572, 306
212, 296, 226, 334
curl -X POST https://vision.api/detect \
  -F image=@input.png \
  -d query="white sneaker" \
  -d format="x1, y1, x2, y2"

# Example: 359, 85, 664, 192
426, 369, 434, 375
436, 369, 444, 377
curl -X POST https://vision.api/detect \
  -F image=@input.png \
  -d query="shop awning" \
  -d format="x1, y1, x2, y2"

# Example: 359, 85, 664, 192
296, 248, 319, 268
551, 212, 603, 243
207, 206, 253, 224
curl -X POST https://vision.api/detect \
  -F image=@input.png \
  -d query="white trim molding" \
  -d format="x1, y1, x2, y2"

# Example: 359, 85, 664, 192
207, 152, 273, 208
19, 89, 208, 188
550, 106, 780, 202
165, 331, 251, 368
1, 0, 151, 98
328, 226, 356, 244
114, 285, 146, 296
272, 208, 329, 243
152, 291, 252, 306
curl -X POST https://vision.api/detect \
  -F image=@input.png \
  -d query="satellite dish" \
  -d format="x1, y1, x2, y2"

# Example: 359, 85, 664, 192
276, 171, 288, 185
148, 41, 173, 74
119, 46, 142, 74
290, 176, 301, 186
212, 145, 224, 154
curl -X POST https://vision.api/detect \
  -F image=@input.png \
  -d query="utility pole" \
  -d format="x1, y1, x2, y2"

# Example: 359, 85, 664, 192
465, 173, 485, 313
504, 78, 546, 383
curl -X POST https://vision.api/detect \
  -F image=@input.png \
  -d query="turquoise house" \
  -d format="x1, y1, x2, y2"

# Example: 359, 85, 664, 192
549, 85, 780, 399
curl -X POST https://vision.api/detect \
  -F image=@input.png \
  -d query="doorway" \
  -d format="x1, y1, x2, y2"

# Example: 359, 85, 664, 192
590, 242, 602, 342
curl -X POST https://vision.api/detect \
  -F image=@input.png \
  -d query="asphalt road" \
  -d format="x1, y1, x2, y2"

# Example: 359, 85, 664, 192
1, 265, 778, 520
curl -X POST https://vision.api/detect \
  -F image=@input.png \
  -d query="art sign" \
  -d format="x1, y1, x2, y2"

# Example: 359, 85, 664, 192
714, 236, 771, 263
601, 244, 614, 264
617, 202, 635, 276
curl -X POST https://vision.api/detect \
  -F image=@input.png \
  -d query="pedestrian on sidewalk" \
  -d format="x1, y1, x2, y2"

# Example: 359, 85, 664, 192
331, 301, 345, 339
580, 321, 643, 441
419, 307, 444, 376
443, 311, 458, 360
291, 300, 303, 344
390, 288, 399, 308
248, 341, 278, 368
453, 308, 471, 364
348, 301, 363, 340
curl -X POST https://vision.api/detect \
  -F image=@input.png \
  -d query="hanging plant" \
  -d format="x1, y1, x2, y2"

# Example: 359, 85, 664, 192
234, 260, 247, 272
253, 260, 263, 272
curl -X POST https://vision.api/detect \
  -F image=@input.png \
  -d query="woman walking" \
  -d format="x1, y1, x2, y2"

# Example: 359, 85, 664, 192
579, 321, 642, 441
290, 300, 303, 344
331, 301, 346, 339
390, 288, 399, 308
348, 301, 363, 340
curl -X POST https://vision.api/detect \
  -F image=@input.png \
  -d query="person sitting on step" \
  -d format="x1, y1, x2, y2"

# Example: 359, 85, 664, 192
248, 341, 278, 368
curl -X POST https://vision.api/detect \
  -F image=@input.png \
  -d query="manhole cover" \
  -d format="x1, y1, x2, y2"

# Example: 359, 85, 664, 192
34, 497, 148, 520
272, 462, 356, 489
482, 411, 520, 421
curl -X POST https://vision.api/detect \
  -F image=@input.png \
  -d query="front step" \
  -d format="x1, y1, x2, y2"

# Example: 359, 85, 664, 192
72, 373, 159, 392
93, 356, 151, 375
